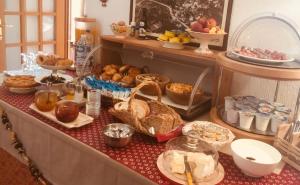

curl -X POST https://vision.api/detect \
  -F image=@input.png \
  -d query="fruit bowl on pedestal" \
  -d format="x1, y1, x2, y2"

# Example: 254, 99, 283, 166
159, 41, 184, 50
187, 29, 227, 55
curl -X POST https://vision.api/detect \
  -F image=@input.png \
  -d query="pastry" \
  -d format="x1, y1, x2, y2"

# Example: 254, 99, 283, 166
37, 54, 73, 67
104, 68, 118, 76
112, 73, 123, 82
128, 67, 142, 77
56, 59, 73, 66
103, 64, 119, 72
121, 75, 135, 86
101, 73, 112, 81
4, 75, 38, 88
168, 83, 193, 94
131, 99, 150, 120
119, 64, 131, 73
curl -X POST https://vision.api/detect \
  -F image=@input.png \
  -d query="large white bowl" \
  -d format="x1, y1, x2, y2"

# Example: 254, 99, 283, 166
231, 139, 282, 177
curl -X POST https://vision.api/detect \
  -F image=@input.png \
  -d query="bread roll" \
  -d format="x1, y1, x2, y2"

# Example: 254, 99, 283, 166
130, 99, 150, 120
114, 102, 129, 111
101, 73, 112, 81
112, 73, 123, 82
119, 64, 131, 73
105, 68, 118, 76
121, 75, 135, 86
128, 67, 142, 77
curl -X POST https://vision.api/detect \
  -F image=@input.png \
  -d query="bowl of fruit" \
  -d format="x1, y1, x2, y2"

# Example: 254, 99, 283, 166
158, 31, 190, 50
186, 17, 227, 54
111, 21, 130, 38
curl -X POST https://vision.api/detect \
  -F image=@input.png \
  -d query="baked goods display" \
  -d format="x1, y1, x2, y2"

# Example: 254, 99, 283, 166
182, 121, 235, 150
166, 83, 203, 105
136, 74, 170, 95
232, 46, 294, 63
36, 54, 73, 69
224, 96, 291, 134
109, 81, 184, 136
4, 75, 39, 88
97, 64, 142, 87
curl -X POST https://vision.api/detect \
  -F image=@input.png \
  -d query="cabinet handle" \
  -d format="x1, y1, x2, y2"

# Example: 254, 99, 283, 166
0, 18, 2, 40
141, 51, 154, 60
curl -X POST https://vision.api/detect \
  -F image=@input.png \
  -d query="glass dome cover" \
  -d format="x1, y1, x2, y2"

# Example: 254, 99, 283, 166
162, 131, 219, 182
228, 12, 300, 62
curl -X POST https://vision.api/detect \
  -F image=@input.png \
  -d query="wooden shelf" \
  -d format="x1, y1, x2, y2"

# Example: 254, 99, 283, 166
210, 107, 274, 144
217, 52, 300, 81
101, 35, 221, 67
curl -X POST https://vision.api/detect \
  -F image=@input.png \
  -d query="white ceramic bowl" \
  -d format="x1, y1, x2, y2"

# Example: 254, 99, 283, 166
231, 139, 281, 177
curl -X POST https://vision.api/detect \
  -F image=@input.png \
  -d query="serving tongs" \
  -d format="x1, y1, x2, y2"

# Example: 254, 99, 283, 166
184, 155, 194, 185
284, 88, 300, 143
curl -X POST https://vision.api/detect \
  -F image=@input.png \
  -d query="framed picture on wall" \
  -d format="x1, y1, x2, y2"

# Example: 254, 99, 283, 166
130, 0, 234, 50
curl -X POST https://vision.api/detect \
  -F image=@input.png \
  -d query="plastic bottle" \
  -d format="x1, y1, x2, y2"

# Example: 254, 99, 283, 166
75, 30, 94, 76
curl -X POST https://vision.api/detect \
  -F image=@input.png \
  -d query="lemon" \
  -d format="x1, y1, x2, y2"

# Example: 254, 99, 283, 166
158, 35, 169, 41
182, 37, 190, 43
164, 31, 175, 38
169, 37, 180, 43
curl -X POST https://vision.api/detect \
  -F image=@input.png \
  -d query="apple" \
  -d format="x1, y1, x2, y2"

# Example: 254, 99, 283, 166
191, 21, 203, 32
203, 28, 210, 33
197, 17, 207, 28
207, 18, 217, 29
55, 101, 79, 123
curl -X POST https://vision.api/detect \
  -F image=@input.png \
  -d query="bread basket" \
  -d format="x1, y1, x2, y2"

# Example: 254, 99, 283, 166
135, 74, 170, 95
109, 81, 183, 136
166, 83, 204, 105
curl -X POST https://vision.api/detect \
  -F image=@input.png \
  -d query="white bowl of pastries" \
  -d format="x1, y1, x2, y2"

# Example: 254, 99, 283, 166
36, 54, 73, 70
231, 139, 282, 177
182, 121, 235, 151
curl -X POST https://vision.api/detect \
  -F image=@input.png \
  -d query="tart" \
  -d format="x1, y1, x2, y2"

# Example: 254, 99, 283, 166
4, 75, 39, 88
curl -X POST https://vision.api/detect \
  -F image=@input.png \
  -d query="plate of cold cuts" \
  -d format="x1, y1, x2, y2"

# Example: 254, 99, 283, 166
232, 46, 295, 64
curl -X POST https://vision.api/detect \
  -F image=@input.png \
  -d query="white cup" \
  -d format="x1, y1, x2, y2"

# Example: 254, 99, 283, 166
255, 113, 271, 132
239, 111, 255, 130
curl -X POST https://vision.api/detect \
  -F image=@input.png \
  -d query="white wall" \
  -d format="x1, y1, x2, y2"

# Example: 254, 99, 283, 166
85, 0, 300, 112
85, 0, 131, 36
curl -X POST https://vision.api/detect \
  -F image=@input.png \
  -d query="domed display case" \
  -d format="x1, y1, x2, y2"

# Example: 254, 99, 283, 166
156, 131, 225, 184
210, 13, 300, 144
227, 12, 300, 68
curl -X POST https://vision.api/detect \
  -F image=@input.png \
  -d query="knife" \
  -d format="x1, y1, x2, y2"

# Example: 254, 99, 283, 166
184, 155, 194, 185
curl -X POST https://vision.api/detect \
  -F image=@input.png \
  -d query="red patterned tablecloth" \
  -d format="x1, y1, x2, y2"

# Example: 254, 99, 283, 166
0, 86, 299, 185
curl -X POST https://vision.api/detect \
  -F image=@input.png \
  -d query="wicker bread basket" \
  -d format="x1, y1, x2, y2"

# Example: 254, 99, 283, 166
109, 81, 184, 136
135, 74, 170, 95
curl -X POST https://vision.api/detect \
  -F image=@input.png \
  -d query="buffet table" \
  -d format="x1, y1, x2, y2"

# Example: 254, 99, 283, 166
0, 86, 299, 185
